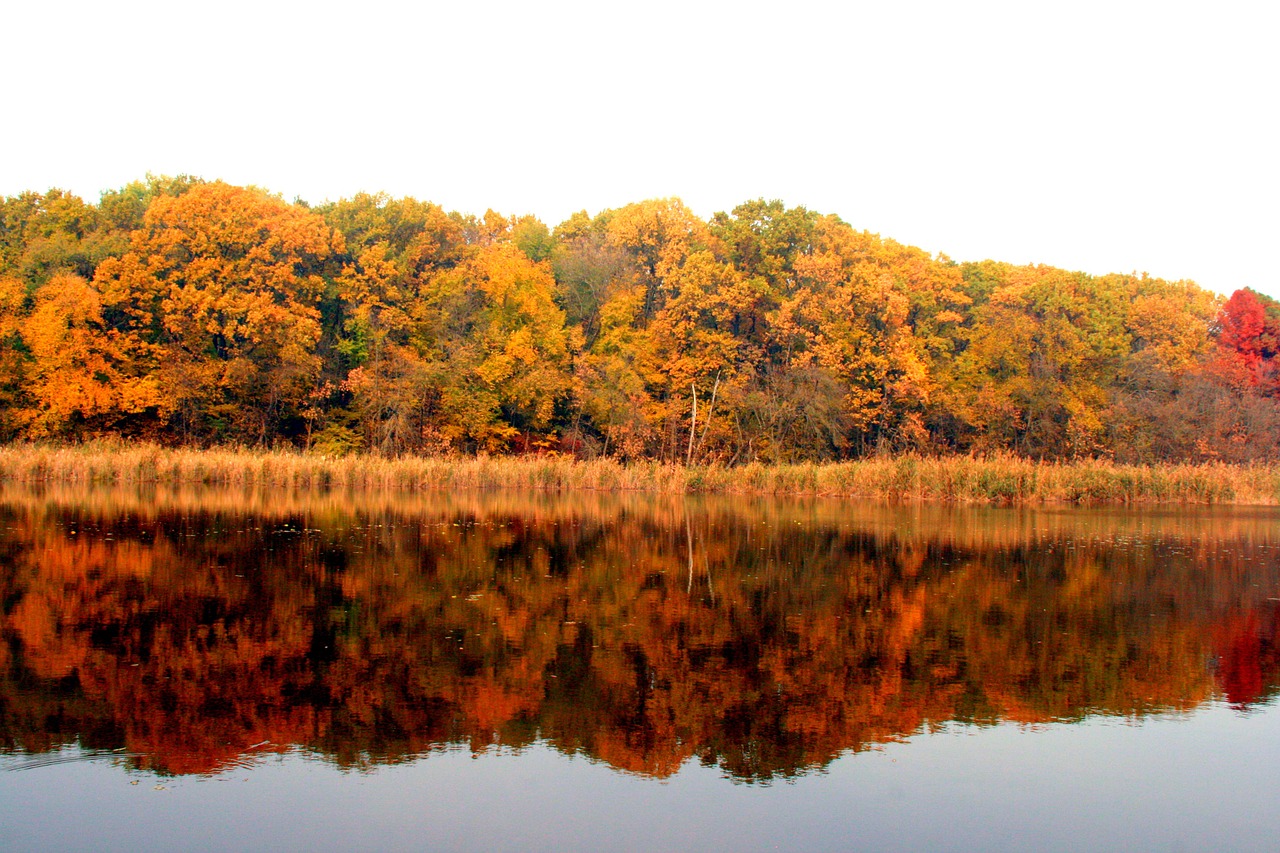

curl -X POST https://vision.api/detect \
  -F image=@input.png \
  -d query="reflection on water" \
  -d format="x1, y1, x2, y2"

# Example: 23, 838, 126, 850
1, 482, 1278, 781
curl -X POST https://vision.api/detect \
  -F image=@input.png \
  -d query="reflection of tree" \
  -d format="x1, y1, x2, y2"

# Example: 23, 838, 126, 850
1214, 606, 1280, 709
1, 492, 1278, 781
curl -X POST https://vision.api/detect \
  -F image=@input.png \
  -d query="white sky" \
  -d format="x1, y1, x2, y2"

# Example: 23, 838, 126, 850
4, 0, 1277, 299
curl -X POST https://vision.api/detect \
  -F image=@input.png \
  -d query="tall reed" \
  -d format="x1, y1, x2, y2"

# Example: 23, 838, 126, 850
0, 443, 1277, 505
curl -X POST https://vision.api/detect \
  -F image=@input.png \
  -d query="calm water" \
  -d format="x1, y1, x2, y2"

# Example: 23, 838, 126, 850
2, 483, 1279, 851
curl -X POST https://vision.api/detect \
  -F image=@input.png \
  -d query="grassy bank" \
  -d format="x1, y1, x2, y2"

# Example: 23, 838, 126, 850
1, 443, 1278, 505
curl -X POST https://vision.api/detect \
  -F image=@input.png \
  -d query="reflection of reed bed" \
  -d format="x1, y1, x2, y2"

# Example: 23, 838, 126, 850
2, 443, 1279, 505
2, 478, 1278, 550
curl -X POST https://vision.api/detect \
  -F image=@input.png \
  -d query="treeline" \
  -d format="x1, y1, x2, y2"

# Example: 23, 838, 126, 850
2, 177, 1278, 462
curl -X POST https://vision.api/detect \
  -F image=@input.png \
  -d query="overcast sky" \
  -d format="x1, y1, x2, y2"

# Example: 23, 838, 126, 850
4, 0, 1277, 298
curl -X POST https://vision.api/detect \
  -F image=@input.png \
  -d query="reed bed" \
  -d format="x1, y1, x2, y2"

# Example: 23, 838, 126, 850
0, 443, 1277, 505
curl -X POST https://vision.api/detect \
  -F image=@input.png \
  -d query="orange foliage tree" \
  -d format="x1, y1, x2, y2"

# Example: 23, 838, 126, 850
93, 182, 341, 441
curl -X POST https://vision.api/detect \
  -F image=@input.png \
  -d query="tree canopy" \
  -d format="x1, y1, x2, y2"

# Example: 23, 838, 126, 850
1, 178, 1276, 461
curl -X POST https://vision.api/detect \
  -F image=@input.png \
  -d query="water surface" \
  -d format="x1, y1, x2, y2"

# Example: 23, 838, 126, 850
2, 484, 1278, 850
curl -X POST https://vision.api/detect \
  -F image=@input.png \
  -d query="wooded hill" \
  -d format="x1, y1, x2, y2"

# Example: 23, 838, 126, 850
2, 177, 1277, 462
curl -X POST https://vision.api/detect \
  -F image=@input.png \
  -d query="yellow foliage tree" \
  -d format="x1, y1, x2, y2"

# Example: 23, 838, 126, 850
414, 243, 577, 452
952, 264, 1129, 457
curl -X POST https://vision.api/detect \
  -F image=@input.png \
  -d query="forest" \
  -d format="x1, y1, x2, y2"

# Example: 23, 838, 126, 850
2, 176, 1278, 463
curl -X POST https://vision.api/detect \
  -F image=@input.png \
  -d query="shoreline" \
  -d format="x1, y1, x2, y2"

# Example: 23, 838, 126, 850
1, 444, 1277, 506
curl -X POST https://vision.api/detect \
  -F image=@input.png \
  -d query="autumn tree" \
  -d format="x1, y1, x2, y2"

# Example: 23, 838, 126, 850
0, 190, 116, 286
93, 182, 340, 442
320, 196, 574, 454
306, 193, 492, 452
758, 217, 968, 458
1213, 288, 1280, 393
95, 174, 204, 235
19, 274, 162, 436
1100, 276, 1234, 462
413, 242, 577, 452
948, 264, 1130, 457
561, 199, 714, 458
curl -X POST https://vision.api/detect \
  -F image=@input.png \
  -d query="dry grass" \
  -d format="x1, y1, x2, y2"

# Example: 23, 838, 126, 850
0, 442, 1277, 505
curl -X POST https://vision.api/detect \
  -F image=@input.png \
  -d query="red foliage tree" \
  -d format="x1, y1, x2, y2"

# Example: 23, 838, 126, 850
1212, 289, 1279, 394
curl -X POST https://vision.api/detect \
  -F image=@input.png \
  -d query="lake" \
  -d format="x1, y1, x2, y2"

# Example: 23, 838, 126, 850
2, 483, 1279, 851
